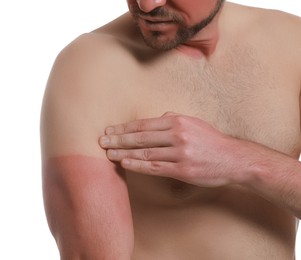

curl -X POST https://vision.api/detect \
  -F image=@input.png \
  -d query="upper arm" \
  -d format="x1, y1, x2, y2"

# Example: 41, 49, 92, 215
41, 33, 134, 259
41, 34, 120, 157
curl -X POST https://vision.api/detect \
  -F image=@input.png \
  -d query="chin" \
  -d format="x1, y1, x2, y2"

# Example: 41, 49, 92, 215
141, 31, 182, 51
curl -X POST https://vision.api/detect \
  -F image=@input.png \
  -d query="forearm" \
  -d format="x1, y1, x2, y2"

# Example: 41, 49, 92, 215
42, 155, 134, 260
232, 139, 301, 219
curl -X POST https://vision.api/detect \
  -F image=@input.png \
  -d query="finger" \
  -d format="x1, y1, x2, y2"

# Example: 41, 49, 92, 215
107, 147, 177, 162
161, 111, 181, 117
105, 117, 172, 135
120, 158, 177, 177
100, 130, 173, 149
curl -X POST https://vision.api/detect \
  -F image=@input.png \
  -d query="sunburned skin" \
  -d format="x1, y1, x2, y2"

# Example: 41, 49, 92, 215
175, 40, 218, 58
41, 2, 301, 258
42, 155, 134, 259
127, 0, 223, 54
172, 1, 223, 58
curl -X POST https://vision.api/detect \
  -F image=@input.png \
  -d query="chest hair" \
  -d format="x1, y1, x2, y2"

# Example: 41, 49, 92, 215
158, 44, 300, 155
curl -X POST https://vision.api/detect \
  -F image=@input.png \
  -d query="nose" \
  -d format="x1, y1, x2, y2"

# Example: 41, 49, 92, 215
137, 0, 167, 13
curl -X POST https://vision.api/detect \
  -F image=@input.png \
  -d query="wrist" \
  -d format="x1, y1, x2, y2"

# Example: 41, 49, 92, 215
225, 137, 268, 187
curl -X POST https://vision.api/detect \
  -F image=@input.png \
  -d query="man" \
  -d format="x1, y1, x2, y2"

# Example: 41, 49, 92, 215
41, 0, 301, 259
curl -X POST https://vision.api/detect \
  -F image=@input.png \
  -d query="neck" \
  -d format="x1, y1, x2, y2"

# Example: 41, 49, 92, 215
175, 9, 222, 59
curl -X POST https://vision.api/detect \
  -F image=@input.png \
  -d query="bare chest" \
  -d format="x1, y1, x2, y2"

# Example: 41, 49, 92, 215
134, 46, 301, 157
126, 45, 300, 224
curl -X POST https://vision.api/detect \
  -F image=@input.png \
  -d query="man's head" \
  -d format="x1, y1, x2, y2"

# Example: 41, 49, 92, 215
127, 0, 225, 51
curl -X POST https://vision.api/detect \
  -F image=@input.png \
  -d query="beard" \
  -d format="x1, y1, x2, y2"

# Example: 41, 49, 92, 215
130, 0, 225, 51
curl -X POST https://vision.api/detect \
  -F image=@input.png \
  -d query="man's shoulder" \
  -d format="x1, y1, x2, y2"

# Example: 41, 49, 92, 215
229, 3, 301, 36
258, 7, 301, 68
244, 5, 301, 43
42, 30, 139, 157
46, 28, 140, 109
257, 7, 301, 35
57, 32, 133, 71
230, 4, 301, 67
50, 26, 142, 96
59, 13, 143, 64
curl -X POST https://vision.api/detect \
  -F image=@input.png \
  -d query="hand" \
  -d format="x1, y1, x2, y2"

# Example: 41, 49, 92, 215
99, 112, 240, 188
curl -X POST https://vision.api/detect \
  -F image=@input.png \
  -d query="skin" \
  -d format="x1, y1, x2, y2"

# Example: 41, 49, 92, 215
41, 0, 301, 259
127, 0, 224, 56
41, 31, 137, 259
100, 113, 301, 217
43, 156, 134, 259
128, 0, 225, 51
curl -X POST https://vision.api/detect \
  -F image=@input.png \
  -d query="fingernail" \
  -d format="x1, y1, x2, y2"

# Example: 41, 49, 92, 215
105, 127, 114, 135
100, 136, 110, 146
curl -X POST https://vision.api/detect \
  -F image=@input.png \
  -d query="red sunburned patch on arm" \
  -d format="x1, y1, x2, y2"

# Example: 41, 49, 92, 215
42, 155, 134, 258
43, 155, 127, 193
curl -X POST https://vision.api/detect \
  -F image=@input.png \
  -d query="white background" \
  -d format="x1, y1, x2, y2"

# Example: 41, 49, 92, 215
0, 1, 300, 259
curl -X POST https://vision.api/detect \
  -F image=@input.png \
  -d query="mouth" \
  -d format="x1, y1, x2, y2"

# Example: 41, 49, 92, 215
138, 17, 176, 32
139, 16, 174, 24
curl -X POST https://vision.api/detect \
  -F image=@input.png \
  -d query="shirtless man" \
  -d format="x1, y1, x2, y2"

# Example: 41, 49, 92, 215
41, 0, 301, 259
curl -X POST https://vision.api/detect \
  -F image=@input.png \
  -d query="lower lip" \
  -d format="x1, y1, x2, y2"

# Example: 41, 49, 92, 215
138, 18, 176, 31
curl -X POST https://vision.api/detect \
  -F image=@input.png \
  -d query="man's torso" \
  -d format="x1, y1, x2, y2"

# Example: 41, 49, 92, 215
93, 3, 301, 259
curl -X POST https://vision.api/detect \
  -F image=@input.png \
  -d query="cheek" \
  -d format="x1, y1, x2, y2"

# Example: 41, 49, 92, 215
175, 0, 216, 22
127, 0, 137, 9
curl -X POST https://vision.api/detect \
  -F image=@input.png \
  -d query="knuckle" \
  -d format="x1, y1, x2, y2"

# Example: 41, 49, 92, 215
125, 124, 134, 134
173, 129, 188, 145
142, 148, 152, 161
135, 133, 147, 146
137, 119, 147, 132
170, 117, 190, 143
173, 115, 186, 125
179, 131, 189, 143
118, 135, 127, 147
149, 161, 161, 175
120, 123, 127, 133
180, 147, 191, 158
